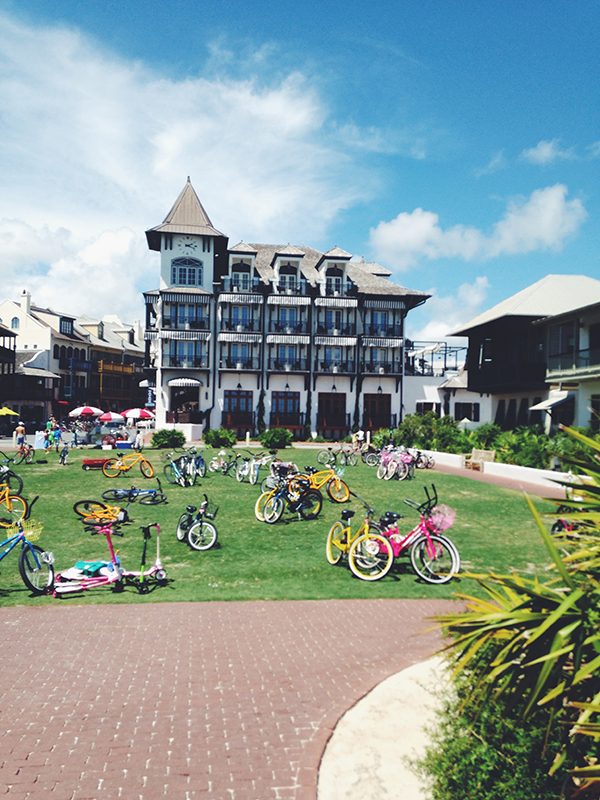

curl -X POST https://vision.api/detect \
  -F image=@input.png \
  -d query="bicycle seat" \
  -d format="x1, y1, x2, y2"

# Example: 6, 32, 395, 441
341, 509, 355, 521
186, 505, 197, 513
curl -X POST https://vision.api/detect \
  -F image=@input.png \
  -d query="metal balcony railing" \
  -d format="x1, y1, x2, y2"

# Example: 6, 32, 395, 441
547, 348, 600, 373
221, 277, 263, 293
220, 320, 261, 332
219, 358, 261, 370
274, 280, 309, 295
314, 360, 355, 373
315, 324, 357, 335
163, 356, 209, 368
269, 411, 305, 427
267, 359, 308, 372
362, 361, 402, 374
268, 321, 309, 334
161, 318, 209, 330
365, 324, 403, 337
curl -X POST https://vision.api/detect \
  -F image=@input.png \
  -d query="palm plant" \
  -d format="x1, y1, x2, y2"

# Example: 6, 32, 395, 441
434, 425, 600, 796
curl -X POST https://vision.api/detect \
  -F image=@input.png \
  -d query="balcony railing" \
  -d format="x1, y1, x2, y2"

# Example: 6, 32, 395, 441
59, 358, 92, 371
274, 280, 309, 295
219, 358, 261, 370
316, 413, 352, 428
323, 283, 358, 297
161, 318, 209, 330
362, 361, 402, 374
268, 321, 309, 334
222, 277, 263, 293
167, 411, 204, 424
221, 411, 255, 427
269, 412, 305, 427
163, 356, 209, 368
314, 360, 356, 373
220, 320, 261, 332
315, 324, 357, 335
365, 325, 403, 337
547, 348, 600, 373
97, 360, 144, 374
267, 359, 308, 372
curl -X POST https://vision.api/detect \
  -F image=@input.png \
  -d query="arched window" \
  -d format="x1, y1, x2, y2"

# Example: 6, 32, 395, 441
60, 346, 66, 360
53, 345, 59, 359
171, 257, 203, 287
67, 347, 73, 359
11, 317, 19, 330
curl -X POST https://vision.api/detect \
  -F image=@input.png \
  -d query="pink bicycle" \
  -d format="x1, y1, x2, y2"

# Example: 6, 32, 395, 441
377, 484, 460, 583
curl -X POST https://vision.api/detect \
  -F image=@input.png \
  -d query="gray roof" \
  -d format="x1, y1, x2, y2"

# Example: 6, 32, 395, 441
449, 275, 600, 336
146, 179, 225, 250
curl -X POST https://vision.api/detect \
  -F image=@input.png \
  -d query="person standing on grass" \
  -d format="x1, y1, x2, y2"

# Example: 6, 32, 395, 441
134, 429, 142, 451
15, 421, 26, 454
53, 426, 62, 452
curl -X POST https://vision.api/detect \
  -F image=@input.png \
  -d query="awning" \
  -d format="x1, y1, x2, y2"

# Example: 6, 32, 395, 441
529, 391, 574, 411
362, 337, 403, 348
218, 293, 263, 304
162, 292, 212, 304
267, 295, 311, 306
160, 329, 211, 341
266, 334, 310, 345
138, 380, 156, 388
364, 299, 406, 309
167, 377, 204, 388
218, 332, 262, 343
315, 297, 358, 308
314, 336, 357, 347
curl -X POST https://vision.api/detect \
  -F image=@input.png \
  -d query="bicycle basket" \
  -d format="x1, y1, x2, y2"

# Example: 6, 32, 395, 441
430, 505, 456, 532
204, 502, 218, 520
8, 520, 43, 541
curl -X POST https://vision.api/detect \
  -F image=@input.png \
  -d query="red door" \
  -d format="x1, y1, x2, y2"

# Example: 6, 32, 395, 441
363, 394, 391, 430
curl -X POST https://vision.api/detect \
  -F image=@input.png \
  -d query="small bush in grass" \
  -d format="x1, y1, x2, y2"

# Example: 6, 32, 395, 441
258, 428, 293, 449
152, 429, 186, 449
203, 427, 237, 448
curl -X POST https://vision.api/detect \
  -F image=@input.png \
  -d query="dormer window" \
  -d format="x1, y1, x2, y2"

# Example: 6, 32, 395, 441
279, 262, 297, 291
98, 322, 104, 339
171, 257, 203, 287
325, 266, 343, 295
232, 262, 251, 291
59, 317, 73, 335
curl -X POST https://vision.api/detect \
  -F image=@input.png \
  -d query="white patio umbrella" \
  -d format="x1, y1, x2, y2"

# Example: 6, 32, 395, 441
68, 406, 104, 418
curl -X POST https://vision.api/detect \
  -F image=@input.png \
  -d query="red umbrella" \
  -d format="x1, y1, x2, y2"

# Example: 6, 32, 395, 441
68, 406, 104, 418
122, 408, 155, 419
98, 412, 125, 422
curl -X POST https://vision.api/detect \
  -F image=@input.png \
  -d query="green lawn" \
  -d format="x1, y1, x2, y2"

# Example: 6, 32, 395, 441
0, 447, 558, 606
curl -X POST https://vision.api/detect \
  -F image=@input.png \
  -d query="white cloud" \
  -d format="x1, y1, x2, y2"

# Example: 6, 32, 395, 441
588, 141, 600, 158
407, 277, 490, 341
0, 12, 383, 319
474, 150, 506, 177
520, 139, 576, 164
369, 184, 586, 270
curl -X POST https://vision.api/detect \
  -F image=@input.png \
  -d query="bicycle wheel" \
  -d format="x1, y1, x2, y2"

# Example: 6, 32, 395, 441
24, 448, 35, 464
348, 453, 359, 467
3, 470, 23, 496
376, 461, 388, 480
551, 519, 565, 534
298, 489, 322, 520
326, 521, 346, 565
249, 463, 259, 485
384, 461, 397, 480
188, 520, 218, 551
326, 477, 350, 503
317, 450, 332, 465
395, 462, 409, 481
348, 534, 394, 582
426, 456, 435, 469
73, 500, 108, 518
264, 496, 285, 524
196, 457, 207, 478
102, 489, 127, 501
185, 461, 197, 487
255, 491, 274, 522
208, 460, 219, 472
102, 459, 121, 478
176, 513, 192, 541
0, 495, 27, 527
12, 450, 26, 466
365, 453, 379, 467
338, 452, 348, 467
236, 462, 248, 482
163, 463, 180, 485
260, 476, 278, 493
409, 534, 460, 584
140, 458, 154, 478
139, 491, 167, 505
19, 543, 54, 594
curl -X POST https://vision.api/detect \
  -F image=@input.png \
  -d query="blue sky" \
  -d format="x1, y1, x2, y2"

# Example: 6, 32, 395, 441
0, 0, 598, 339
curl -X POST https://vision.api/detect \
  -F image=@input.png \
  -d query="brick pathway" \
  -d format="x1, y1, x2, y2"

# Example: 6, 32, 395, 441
0, 599, 455, 800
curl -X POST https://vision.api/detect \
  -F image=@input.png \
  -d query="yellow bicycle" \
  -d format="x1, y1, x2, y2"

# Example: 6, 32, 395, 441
0, 483, 28, 528
290, 466, 349, 503
325, 496, 393, 581
102, 452, 154, 479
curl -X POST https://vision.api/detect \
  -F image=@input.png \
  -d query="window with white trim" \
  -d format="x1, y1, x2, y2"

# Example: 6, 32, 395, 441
171, 257, 203, 287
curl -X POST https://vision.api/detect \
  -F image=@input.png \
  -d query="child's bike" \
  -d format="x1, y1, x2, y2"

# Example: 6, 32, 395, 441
102, 452, 154, 478
101, 478, 167, 505
256, 478, 323, 524
176, 494, 219, 550
0, 519, 55, 594
326, 495, 394, 581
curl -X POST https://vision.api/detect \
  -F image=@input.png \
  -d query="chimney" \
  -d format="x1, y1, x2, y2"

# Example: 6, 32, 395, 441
21, 289, 31, 319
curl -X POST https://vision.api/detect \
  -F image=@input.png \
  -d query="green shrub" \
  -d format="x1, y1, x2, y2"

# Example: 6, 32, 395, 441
203, 427, 237, 448
151, 429, 186, 449
258, 428, 293, 449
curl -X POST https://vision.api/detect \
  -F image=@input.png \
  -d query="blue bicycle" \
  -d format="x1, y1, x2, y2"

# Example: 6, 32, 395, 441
0, 519, 55, 594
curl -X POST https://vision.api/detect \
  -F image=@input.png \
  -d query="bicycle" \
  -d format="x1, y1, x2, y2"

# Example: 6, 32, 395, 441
317, 446, 341, 467
164, 451, 197, 487
102, 478, 167, 506
260, 459, 300, 492
13, 442, 35, 465
255, 477, 323, 523
338, 443, 360, 467
54, 517, 126, 595
290, 466, 350, 503
0, 519, 55, 594
0, 464, 23, 495
73, 500, 128, 525
102, 451, 154, 478
376, 484, 460, 584
0, 482, 29, 527
326, 494, 394, 581
176, 494, 219, 550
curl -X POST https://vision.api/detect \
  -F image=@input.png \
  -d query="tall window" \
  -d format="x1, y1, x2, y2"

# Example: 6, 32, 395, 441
59, 317, 73, 335
11, 317, 19, 330
171, 257, 203, 286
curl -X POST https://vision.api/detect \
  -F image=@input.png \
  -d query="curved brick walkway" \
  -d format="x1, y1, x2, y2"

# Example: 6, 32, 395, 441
0, 599, 456, 799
